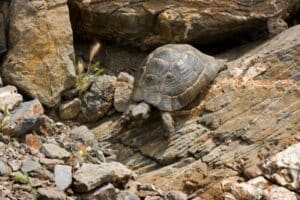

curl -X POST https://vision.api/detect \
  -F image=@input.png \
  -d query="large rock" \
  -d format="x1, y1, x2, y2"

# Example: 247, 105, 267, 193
73, 162, 135, 192
93, 25, 300, 198
69, 0, 300, 49
2, 0, 76, 107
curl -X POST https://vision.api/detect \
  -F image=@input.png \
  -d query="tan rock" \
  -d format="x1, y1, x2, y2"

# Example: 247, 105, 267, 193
0, 85, 23, 112
2, 0, 76, 107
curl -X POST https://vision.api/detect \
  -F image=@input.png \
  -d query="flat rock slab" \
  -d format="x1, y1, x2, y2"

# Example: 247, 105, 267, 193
69, 0, 300, 48
0, 85, 23, 112
73, 162, 135, 192
21, 159, 41, 173
54, 165, 72, 190
41, 143, 71, 159
93, 25, 300, 197
1, 99, 44, 136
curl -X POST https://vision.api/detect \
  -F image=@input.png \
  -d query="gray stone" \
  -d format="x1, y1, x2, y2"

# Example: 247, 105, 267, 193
81, 183, 117, 200
1, 99, 44, 136
73, 162, 135, 192
164, 191, 187, 200
21, 159, 41, 173
0, 85, 23, 112
117, 192, 140, 200
54, 165, 72, 190
37, 187, 67, 200
70, 125, 96, 146
41, 143, 71, 159
0, 160, 11, 176
80, 75, 116, 122
2, 0, 76, 107
59, 98, 81, 120
114, 72, 134, 112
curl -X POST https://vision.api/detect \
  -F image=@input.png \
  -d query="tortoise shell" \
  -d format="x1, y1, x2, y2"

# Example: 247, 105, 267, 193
133, 44, 220, 111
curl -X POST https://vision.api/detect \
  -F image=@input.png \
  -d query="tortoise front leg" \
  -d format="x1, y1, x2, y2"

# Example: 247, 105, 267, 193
161, 112, 176, 137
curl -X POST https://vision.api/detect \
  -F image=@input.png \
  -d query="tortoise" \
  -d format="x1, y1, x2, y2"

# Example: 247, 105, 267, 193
123, 44, 222, 135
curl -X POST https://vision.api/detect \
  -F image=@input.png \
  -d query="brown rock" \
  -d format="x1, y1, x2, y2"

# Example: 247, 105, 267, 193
114, 72, 134, 112
59, 98, 81, 120
25, 134, 41, 152
69, 0, 300, 49
2, 0, 76, 107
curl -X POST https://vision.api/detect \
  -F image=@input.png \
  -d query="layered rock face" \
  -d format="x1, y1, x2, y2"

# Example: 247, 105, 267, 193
93, 25, 300, 198
69, 0, 300, 48
2, 0, 76, 107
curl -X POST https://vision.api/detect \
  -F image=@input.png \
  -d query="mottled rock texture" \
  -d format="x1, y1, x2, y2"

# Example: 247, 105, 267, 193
2, 0, 76, 107
93, 25, 300, 198
69, 0, 300, 49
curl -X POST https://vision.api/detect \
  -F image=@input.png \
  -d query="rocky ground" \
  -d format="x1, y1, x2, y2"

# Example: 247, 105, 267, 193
0, 0, 300, 200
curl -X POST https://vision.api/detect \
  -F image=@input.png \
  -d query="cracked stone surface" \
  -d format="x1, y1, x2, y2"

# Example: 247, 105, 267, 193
93, 25, 300, 198
2, 0, 76, 107
69, 0, 300, 49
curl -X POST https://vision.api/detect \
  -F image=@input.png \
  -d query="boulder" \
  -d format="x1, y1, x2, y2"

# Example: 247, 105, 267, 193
2, 0, 76, 107
1, 99, 44, 136
80, 75, 116, 122
69, 0, 300, 49
73, 162, 135, 192
114, 72, 134, 112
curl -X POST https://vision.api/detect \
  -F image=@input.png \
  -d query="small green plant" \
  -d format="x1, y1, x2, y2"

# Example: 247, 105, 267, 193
12, 172, 30, 184
74, 42, 104, 94
32, 188, 40, 200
